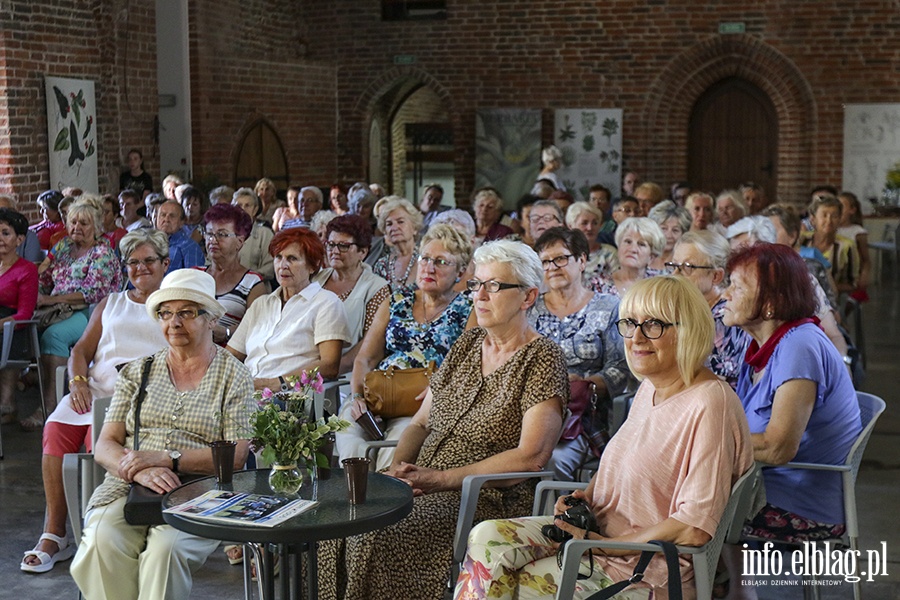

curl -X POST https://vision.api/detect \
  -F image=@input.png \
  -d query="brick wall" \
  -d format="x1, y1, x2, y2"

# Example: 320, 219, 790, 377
0, 0, 158, 222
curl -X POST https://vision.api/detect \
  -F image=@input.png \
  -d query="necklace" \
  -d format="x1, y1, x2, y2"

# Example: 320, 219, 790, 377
389, 250, 417, 289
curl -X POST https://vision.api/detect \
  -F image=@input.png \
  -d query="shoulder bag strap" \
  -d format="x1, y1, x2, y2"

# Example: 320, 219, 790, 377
585, 539, 682, 600
132, 355, 155, 451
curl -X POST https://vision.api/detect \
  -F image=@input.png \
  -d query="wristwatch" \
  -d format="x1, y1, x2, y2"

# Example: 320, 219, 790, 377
168, 449, 182, 473
279, 376, 289, 391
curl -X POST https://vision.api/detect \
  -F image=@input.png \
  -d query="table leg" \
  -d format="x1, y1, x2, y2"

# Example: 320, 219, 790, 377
279, 544, 290, 600
246, 543, 277, 600
306, 542, 318, 600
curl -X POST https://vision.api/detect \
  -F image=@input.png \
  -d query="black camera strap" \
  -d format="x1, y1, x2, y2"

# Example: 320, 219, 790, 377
584, 539, 682, 600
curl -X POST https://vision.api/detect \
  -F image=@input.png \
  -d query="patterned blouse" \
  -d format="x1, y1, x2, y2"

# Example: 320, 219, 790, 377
709, 297, 750, 389
589, 267, 661, 297
40, 237, 123, 303
528, 292, 629, 397
374, 250, 418, 294
379, 288, 472, 370
583, 244, 618, 286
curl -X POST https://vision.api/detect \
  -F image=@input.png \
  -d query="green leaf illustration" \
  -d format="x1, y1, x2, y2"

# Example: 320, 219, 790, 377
602, 118, 619, 144
53, 127, 69, 151
582, 135, 595, 152
85, 140, 95, 158
73, 101, 81, 126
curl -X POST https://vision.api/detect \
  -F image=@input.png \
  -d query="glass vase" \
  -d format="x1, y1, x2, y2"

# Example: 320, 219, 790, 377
268, 462, 304, 495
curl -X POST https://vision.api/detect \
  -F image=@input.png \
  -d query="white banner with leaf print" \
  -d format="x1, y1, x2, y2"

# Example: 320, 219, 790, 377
554, 108, 623, 202
45, 76, 98, 193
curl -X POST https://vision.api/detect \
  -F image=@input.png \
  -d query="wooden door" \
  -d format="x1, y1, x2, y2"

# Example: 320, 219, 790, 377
234, 121, 289, 192
688, 78, 778, 201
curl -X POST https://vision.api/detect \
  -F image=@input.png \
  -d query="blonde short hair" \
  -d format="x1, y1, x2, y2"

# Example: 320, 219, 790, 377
419, 223, 473, 272
614, 217, 666, 257
376, 196, 423, 234
68, 195, 104, 235
565, 201, 604, 228
619, 275, 714, 386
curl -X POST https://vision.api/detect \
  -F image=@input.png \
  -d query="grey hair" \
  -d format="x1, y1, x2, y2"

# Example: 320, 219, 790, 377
68, 195, 104, 235
430, 209, 476, 239
376, 196, 423, 233
542, 145, 562, 164
473, 188, 503, 212
727, 216, 776, 244
311, 209, 337, 231
473, 239, 543, 290
300, 186, 324, 205
648, 200, 692, 233
614, 217, 666, 257
209, 185, 235, 204
120, 228, 170, 260
565, 201, 604, 228
530, 199, 564, 223
675, 230, 731, 270
715, 189, 747, 217
348, 187, 377, 213
174, 183, 191, 203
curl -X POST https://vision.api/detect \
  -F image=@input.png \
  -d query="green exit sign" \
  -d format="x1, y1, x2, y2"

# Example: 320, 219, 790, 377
393, 55, 417, 65
719, 22, 746, 34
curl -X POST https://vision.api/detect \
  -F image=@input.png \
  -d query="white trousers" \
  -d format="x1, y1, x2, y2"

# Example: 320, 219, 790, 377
335, 399, 412, 471
70, 495, 220, 600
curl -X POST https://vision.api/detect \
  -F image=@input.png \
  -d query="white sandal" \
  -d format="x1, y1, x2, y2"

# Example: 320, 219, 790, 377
20, 533, 75, 573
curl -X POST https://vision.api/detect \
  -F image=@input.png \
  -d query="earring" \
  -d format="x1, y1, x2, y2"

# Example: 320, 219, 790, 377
455, 277, 461, 283
765, 310, 774, 319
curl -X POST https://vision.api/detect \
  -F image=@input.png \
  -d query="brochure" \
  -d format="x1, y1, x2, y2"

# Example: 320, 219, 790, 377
164, 489, 317, 527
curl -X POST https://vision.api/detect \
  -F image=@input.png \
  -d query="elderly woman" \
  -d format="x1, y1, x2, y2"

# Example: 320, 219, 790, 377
634, 182, 665, 217
473, 187, 514, 243
21, 230, 170, 574
162, 174, 183, 201
232, 187, 275, 280
29, 198, 123, 431
227, 227, 350, 388
670, 230, 749, 389
531, 228, 628, 480
321, 239, 568, 599
722, 244, 861, 598
69, 269, 254, 599
566, 201, 617, 281
373, 196, 424, 292
538, 145, 565, 190
310, 209, 337, 242
647, 200, 691, 271
456, 276, 753, 599
177, 184, 206, 246
715, 189, 747, 232
685, 191, 714, 231
254, 177, 284, 225
589, 217, 664, 296
196, 204, 266, 346
801, 194, 860, 294
312, 214, 390, 373
0, 208, 39, 423
339, 224, 475, 469
30, 190, 67, 251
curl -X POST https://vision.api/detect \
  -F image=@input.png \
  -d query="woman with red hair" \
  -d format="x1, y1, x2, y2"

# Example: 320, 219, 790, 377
227, 227, 350, 388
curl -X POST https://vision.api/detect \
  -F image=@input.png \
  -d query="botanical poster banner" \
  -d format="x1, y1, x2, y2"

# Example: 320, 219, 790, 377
843, 103, 900, 203
45, 76, 98, 193
554, 108, 623, 202
475, 109, 542, 210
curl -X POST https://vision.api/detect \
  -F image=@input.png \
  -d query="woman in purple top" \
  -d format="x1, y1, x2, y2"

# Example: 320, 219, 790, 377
721, 243, 861, 597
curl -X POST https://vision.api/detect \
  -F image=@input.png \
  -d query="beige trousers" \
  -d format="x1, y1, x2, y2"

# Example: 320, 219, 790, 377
70, 496, 220, 600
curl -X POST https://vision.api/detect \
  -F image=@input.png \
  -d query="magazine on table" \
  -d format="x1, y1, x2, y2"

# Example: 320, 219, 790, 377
164, 489, 317, 527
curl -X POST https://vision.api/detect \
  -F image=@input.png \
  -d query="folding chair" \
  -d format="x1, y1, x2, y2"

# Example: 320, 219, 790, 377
0, 319, 46, 459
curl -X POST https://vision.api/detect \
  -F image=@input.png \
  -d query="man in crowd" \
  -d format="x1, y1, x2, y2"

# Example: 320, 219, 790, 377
155, 200, 204, 273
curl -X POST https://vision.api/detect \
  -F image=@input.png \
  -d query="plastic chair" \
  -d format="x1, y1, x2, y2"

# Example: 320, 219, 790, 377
868, 221, 900, 278
552, 465, 759, 600
310, 376, 348, 420
747, 391, 885, 600
0, 319, 46, 459
61, 396, 111, 544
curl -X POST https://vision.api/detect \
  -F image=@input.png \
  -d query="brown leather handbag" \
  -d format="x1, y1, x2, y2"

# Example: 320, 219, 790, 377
363, 361, 436, 418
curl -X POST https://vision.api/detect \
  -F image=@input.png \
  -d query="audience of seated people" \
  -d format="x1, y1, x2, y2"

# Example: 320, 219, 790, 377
0, 175, 873, 600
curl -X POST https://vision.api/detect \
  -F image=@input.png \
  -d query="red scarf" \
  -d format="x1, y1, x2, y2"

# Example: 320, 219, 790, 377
745, 317, 820, 373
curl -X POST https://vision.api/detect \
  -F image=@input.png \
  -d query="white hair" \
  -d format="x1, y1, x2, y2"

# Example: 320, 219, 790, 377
542, 145, 562, 165
300, 186, 323, 205
473, 239, 543, 290
675, 230, 731, 269
430, 209, 476, 238
565, 201, 604, 228
614, 217, 666, 257
727, 216, 776, 244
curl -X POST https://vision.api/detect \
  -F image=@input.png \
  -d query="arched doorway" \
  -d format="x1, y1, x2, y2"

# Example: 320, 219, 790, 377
234, 120, 289, 193
688, 77, 778, 201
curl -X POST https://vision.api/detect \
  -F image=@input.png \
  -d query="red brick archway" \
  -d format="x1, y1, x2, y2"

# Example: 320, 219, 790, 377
642, 35, 816, 203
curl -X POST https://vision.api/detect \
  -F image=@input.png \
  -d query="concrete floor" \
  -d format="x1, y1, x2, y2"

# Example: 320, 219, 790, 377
1, 274, 899, 600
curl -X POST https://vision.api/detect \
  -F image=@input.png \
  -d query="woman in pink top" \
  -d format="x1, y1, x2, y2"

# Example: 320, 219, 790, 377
455, 276, 753, 600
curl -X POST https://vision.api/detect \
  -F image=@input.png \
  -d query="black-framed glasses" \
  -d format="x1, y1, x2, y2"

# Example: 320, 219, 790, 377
466, 279, 524, 293
615, 318, 676, 339
529, 214, 560, 224
541, 254, 574, 270
418, 255, 457, 268
326, 241, 358, 253
663, 262, 716, 276
157, 308, 208, 321
203, 231, 239, 240
124, 257, 162, 268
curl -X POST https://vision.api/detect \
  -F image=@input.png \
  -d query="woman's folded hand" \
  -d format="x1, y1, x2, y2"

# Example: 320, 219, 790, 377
390, 461, 447, 496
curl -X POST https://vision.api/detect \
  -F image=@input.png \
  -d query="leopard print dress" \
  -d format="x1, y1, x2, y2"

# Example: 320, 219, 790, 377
317, 328, 569, 600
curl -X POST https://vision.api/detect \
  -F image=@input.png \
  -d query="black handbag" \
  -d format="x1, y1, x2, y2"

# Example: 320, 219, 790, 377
123, 356, 166, 526
585, 539, 683, 600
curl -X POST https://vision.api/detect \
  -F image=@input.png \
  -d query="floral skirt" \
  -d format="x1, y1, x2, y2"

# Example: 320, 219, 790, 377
743, 503, 846, 544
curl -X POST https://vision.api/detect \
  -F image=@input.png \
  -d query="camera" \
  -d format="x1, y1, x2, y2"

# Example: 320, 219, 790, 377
541, 495, 598, 543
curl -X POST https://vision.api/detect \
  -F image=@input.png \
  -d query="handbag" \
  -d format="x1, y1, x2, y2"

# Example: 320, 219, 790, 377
33, 303, 87, 329
363, 361, 436, 418
561, 380, 610, 458
585, 539, 683, 600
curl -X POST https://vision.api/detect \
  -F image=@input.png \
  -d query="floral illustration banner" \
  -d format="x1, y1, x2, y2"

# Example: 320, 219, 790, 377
45, 76, 98, 193
843, 103, 900, 204
554, 108, 623, 202
475, 109, 542, 210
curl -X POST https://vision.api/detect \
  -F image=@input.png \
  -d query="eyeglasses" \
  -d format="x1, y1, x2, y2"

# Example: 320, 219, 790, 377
157, 308, 208, 321
663, 262, 716, 276
203, 231, 239, 240
326, 241, 358, 253
541, 254, 574, 270
466, 279, 524, 293
124, 257, 162, 268
418, 255, 457, 268
529, 214, 560, 224
614, 206, 637, 215
615, 318, 676, 339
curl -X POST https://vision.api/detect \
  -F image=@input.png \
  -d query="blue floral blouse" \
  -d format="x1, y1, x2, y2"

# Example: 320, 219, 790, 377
709, 297, 751, 389
528, 292, 629, 397
379, 288, 473, 370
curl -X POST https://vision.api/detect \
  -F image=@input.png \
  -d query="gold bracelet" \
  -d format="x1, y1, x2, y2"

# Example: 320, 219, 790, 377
69, 375, 88, 386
